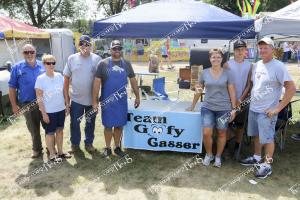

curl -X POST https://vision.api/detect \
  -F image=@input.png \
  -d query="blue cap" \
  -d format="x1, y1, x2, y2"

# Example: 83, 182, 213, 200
79, 35, 91, 43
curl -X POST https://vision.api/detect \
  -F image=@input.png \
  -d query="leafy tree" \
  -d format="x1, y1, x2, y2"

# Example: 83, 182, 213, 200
0, 0, 79, 27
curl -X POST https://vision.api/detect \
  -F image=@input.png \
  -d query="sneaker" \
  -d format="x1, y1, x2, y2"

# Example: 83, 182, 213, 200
85, 144, 97, 153
202, 154, 214, 166
239, 156, 259, 166
291, 133, 300, 141
103, 148, 112, 158
114, 147, 127, 157
254, 163, 272, 179
213, 157, 222, 168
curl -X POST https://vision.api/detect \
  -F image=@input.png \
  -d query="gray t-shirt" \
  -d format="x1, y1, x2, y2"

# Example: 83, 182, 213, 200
199, 68, 234, 111
95, 57, 135, 85
63, 53, 101, 106
227, 59, 251, 99
250, 59, 292, 113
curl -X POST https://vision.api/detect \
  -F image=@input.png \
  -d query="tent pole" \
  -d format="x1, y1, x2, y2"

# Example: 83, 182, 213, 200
4, 39, 15, 64
13, 37, 18, 61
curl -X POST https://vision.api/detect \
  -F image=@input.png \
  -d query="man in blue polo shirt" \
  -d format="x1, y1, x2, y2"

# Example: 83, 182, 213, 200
8, 44, 45, 158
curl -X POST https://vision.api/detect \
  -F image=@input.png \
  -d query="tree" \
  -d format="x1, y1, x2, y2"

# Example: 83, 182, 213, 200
204, 0, 291, 16
97, 0, 155, 16
97, 0, 128, 16
0, 0, 77, 27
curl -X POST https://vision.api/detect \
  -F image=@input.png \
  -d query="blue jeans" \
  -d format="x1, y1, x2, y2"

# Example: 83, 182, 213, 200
201, 107, 230, 130
70, 101, 96, 146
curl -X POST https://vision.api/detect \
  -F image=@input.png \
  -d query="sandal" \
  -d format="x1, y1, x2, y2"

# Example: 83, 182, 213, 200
58, 153, 72, 159
48, 156, 62, 163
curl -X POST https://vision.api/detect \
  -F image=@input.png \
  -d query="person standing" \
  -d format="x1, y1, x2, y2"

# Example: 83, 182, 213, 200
35, 54, 71, 162
63, 35, 101, 154
187, 48, 237, 168
92, 40, 140, 158
8, 44, 45, 158
223, 40, 252, 160
240, 37, 296, 179
282, 41, 291, 63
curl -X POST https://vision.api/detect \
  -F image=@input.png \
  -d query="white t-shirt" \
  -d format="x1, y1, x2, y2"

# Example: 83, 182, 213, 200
283, 42, 290, 52
250, 59, 292, 113
35, 72, 65, 113
227, 59, 251, 99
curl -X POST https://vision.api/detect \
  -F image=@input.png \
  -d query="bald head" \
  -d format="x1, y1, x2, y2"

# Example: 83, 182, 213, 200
22, 44, 36, 52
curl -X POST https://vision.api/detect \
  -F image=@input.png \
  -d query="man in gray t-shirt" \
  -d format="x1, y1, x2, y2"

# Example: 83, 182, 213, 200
240, 37, 296, 179
63, 35, 101, 153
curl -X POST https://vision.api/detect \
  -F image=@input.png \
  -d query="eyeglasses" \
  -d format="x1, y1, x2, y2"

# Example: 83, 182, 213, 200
112, 47, 122, 51
80, 42, 91, 47
44, 61, 56, 65
23, 51, 35, 55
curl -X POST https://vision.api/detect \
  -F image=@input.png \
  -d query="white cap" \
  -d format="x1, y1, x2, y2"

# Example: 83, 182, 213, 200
258, 37, 275, 48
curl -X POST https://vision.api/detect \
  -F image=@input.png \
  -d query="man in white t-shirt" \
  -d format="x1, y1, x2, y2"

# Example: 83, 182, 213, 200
282, 41, 291, 63
240, 37, 296, 179
223, 40, 252, 160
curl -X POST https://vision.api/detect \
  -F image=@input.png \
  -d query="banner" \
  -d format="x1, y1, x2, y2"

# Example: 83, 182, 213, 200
123, 102, 202, 153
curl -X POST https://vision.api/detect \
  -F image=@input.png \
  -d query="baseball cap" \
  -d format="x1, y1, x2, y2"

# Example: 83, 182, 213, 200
110, 40, 122, 49
258, 37, 275, 48
234, 40, 247, 49
79, 35, 91, 44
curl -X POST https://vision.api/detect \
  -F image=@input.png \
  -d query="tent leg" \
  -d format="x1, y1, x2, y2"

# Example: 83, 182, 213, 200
4, 39, 16, 64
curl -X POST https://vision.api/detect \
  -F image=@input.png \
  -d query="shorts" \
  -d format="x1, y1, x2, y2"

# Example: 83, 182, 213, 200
42, 110, 65, 135
230, 106, 249, 129
162, 55, 168, 58
247, 110, 278, 144
201, 107, 230, 130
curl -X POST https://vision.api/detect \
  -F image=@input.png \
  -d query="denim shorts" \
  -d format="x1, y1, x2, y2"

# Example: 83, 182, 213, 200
42, 110, 65, 135
201, 107, 231, 130
247, 110, 278, 144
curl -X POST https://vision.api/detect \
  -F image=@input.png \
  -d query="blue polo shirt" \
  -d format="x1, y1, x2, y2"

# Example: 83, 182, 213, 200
8, 60, 45, 103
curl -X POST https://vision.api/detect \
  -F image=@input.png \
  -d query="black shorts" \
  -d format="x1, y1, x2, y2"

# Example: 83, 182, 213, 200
230, 106, 249, 129
42, 110, 65, 135
162, 55, 168, 58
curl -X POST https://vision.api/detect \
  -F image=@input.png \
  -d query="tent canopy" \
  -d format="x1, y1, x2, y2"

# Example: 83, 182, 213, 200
0, 16, 50, 39
93, 0, 255, 39
255, 1, 300, 38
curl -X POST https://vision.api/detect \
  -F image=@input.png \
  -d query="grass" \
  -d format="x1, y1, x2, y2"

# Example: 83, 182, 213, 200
0, 62, 300, 200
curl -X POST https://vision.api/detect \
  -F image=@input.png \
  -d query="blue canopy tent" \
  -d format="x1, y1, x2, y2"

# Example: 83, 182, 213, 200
93, 0, 256, 39
0, 32, 4, 40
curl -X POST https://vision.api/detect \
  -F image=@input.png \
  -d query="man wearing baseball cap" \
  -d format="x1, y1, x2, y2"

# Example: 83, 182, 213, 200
223, 40, 252, 160
92, 40, 140, 158
240, 37, 296, 179
63, 35, 101, 154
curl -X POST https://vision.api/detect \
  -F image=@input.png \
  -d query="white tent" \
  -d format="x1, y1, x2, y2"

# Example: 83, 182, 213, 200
43, 29, 74, 72
255, 0, 300, 40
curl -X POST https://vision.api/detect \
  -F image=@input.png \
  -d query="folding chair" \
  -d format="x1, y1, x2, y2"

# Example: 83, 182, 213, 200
275, 100, 295, 151
152, 77, 169, 100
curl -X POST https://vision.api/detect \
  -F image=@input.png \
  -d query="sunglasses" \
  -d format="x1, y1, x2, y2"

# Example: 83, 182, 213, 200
80, 42, 91, 47
112, 47, 122, 51
23, 51, 35, 55
44, 61, 56, 65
